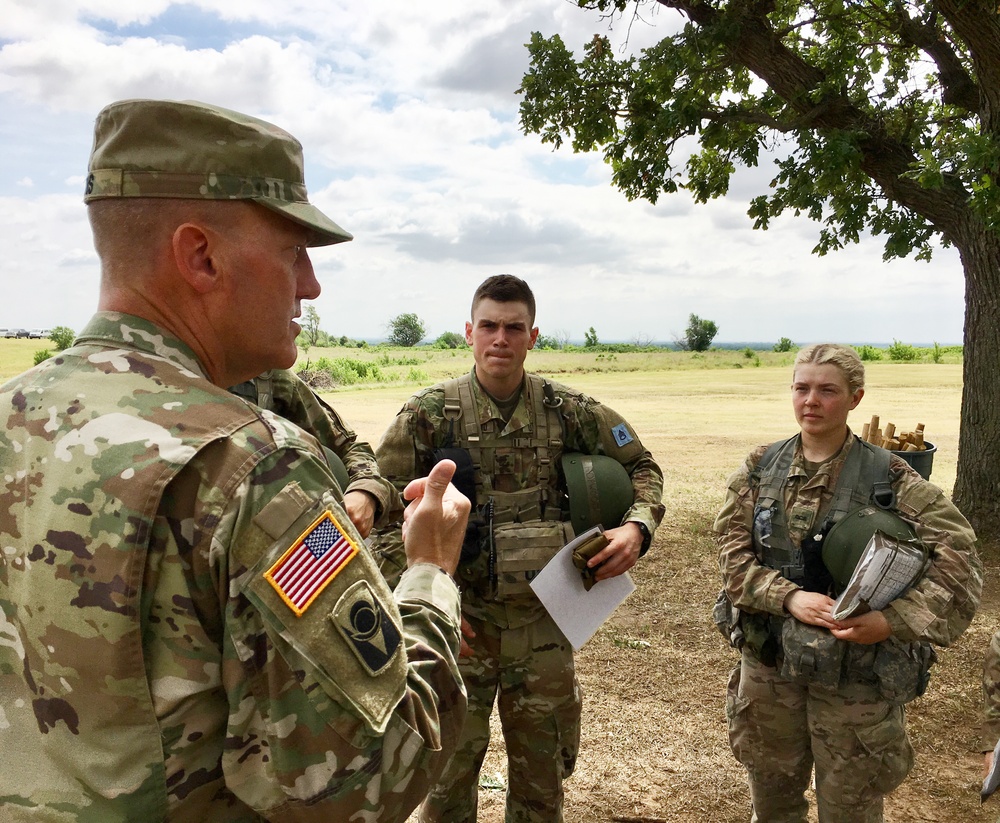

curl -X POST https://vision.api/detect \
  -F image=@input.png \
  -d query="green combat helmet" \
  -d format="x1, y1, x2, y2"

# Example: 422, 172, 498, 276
822, 505, 927, 588
561, 453, 634, 533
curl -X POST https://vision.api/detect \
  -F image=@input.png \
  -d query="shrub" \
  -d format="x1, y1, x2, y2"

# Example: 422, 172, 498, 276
49, 326, 75, 351
856, 344, 882, 361
773, 337, 795, 352
33, 349, 51, 365
887, 339, 919, 361
742, 347, 755, 359
435, 331, 465, 349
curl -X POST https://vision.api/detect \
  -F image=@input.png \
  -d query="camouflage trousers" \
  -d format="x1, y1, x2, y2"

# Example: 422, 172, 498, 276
418, 611, 581, 823
726, 651, 914, 823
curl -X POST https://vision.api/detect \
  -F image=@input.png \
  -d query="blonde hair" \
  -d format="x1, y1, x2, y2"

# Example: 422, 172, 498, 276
793, 344, 865, 394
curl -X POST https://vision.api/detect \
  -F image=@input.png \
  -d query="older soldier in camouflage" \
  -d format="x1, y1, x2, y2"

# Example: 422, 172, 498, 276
229, 369, 402, 538
715, 344, 981, 823
373, 275, 665, 823
0, 99, 470, 822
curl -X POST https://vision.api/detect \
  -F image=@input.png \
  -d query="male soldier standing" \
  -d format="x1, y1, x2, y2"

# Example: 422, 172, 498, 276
373, 274, 665, 822
0, 99, 469, 822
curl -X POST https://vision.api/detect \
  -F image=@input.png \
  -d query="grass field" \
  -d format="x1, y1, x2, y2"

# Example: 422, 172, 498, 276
0, 340, 991, 821
320, 358, 984, 823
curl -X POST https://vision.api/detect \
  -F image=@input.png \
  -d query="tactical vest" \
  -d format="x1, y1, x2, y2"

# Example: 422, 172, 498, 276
746, 435, 935, 703
0, 343, 268, 821
751, 434, 894, 585
441, 372, 571, 599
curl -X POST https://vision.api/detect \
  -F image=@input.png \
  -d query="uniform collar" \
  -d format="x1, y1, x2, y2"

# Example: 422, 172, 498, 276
469, 369, 531, 436
74, 312, 209, 379
790, 429, 857, 488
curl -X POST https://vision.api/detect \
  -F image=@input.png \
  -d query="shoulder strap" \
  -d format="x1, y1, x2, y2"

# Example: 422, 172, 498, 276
751, 435, 798, 507
523, 375, 565, 507
441, 373, 491, 497
822, 437, 896, 526
441, 375, 466, 448
253, 371, 274, 411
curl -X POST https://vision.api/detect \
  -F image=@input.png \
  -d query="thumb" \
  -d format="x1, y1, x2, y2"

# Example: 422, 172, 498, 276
422, 459, 457, 500
404, 459, 457, 504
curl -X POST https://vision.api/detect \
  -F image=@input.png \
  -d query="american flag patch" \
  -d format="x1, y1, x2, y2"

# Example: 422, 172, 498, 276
265, 511, 359, 616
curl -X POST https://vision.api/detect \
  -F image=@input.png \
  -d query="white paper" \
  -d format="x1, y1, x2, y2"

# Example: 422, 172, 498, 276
529, 536, 635, 651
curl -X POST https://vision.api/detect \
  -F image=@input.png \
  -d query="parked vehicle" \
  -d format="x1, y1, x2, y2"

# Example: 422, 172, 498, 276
3, 328, 28, 338
28, 329, 52, 339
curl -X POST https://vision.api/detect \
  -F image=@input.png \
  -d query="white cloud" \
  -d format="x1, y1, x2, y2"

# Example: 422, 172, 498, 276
0, 0, 968, 345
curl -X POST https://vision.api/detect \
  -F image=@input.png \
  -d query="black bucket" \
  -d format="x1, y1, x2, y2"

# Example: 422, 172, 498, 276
891, 441, 935, 480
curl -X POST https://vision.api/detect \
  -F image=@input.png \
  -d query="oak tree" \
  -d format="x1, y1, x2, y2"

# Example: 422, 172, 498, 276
519, 0, 1000, 538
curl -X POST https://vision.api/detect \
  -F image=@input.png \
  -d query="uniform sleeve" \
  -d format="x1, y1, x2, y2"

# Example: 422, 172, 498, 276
271, 369, 402, 528
195, 435, 465, 821
982, 629, 1000, 751
713, 447, 800, 616
561, 393, 665, 542
880, 461, 982, 646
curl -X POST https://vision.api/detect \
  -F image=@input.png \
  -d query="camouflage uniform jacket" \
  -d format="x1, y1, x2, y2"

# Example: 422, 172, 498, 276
982, 629, 1000, 751
715, 431, 981, 648
0, 312, 466, 822
375, 369, 665, 629
231, 369, 401, 527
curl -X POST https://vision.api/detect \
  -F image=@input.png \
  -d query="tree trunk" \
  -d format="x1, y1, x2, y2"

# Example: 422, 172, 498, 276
953, 224, 1000, 545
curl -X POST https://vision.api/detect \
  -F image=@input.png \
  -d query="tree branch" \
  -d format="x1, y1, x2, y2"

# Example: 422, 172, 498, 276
653, 0, 971, 232
888, 2, 979, 112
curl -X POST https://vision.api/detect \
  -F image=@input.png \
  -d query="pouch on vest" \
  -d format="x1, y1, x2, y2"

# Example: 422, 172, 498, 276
871, 638, 937, 705
571, 528, 610, 591
780, 620, 845, 690
712, 588, 745, 650
493, 520, 574, 599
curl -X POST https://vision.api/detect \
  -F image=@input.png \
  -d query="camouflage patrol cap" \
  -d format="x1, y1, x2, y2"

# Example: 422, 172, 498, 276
85, 98, 352, 246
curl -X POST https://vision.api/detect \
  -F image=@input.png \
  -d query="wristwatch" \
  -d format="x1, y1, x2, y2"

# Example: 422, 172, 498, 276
635, 521, 652, 556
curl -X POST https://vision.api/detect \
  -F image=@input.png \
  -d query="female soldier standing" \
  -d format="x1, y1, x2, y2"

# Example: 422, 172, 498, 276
715, 343, 981, 822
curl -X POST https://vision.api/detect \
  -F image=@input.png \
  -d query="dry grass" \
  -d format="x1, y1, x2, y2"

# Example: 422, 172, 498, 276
325, 362, 992, 823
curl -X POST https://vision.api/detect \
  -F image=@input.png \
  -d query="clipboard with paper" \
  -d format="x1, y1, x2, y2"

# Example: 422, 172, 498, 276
830, 530, 927, 620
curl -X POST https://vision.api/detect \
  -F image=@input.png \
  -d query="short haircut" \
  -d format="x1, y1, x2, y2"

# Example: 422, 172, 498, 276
89, 198, 247, 265
794, 344, 866, 394
471, 275, 536, 325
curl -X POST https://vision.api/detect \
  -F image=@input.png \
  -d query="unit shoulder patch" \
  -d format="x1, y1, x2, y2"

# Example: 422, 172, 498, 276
331, 579, 403, 676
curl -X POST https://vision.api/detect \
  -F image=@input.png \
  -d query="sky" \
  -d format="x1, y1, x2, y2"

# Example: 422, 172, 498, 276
0, 0, 968, 345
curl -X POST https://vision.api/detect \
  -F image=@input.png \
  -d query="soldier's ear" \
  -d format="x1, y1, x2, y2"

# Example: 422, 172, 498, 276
528, 327, 539, 349
465, 321, 474, 346
172, 222, 219, 295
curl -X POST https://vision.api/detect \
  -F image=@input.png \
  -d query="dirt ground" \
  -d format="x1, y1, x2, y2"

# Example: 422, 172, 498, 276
453, 526, 999, 823
327, 364, 992, 823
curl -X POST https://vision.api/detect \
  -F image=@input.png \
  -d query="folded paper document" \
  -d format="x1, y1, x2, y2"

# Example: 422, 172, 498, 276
530, 526, 635, 650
